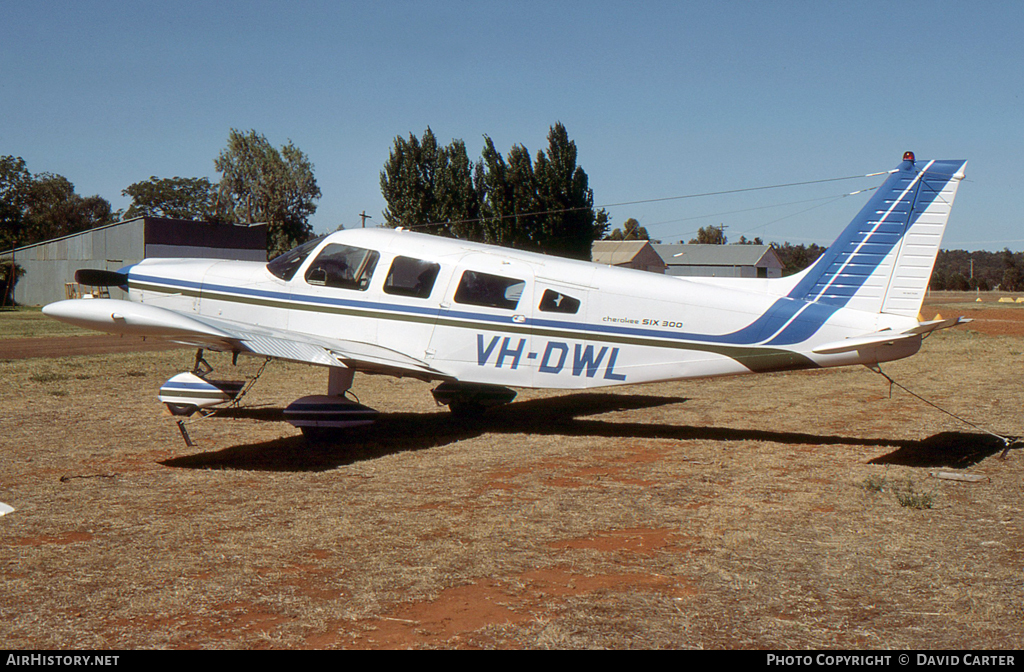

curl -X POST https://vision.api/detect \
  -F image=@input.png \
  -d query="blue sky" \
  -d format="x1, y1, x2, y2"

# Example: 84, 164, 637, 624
3, 1, 1022, 251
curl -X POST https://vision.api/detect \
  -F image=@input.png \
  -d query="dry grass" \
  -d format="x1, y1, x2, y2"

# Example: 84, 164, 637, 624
0, 307, 91, 340
1, 295, 1023, 649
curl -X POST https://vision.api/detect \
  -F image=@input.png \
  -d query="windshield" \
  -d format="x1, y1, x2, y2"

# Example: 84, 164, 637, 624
266, 236, 326, 281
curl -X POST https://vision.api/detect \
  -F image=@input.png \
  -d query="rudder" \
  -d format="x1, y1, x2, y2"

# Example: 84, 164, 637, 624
787, 154, 967, 318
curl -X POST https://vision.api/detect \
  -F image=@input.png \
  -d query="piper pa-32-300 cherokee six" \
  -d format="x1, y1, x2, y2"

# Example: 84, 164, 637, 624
44, 153, 968, 437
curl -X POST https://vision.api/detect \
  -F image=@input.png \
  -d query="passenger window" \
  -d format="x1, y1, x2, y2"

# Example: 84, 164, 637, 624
454, 270, 525, 310
538, 289, 580, 314
384, 256, 441, 299
304, 244, 379, 290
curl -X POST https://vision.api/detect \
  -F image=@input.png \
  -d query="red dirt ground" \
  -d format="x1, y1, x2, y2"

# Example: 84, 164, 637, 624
920, 307, 1024, 337
2, 335, 183, 360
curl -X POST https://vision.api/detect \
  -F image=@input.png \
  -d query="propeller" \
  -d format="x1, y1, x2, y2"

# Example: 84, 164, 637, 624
75, 269, 129, 287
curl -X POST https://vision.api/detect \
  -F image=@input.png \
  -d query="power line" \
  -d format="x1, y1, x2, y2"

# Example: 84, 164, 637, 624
396, 170, 890, 232
597, 171, 892, 210
651, 186, 880, 244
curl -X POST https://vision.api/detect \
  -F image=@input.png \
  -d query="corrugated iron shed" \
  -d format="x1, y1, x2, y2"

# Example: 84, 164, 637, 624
2, 217, 267, 306
652, 244, 783, 278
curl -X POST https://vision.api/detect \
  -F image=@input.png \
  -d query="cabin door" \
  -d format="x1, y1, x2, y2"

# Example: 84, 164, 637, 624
428, 257, 536, 388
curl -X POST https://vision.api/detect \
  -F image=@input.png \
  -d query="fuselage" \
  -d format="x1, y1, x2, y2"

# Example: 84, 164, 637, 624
120, 227, 921, 390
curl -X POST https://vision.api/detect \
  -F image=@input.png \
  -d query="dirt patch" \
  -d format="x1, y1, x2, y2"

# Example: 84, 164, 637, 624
548, 527, 686, 555
2, 335, 184, 360
923, 291, 1024, 337
921, 307, 1024, 338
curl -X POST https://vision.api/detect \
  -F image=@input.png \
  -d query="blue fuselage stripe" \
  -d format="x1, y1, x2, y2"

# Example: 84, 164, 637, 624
131, 271, 813, 348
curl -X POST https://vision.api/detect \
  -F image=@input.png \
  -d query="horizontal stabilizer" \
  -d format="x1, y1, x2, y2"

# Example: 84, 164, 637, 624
812, 331, 915, 354
812, 316, 970, 355
902, 316, 972, 335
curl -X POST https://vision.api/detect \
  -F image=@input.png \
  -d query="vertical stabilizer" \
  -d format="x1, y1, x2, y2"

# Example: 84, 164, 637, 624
788, 155, 967, 317
879, 158, 967, 316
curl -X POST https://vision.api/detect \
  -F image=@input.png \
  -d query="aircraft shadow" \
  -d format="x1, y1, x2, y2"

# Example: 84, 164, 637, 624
867, 432, 1014, 469
160, 392, 1012, 472
161, 393, 682, 472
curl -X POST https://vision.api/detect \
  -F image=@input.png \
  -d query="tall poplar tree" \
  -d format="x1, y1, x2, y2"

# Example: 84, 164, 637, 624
381, 123, 604, 259
531, 122, 603, 259
380, 128, 482, 239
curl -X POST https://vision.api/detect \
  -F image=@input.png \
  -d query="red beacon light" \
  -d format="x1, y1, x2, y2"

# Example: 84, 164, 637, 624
903, 151, 916, 163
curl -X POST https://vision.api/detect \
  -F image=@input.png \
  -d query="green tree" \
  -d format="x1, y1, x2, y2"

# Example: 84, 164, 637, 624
478, 139, 543, 251
531, 122, 604, 259
380, 128, 482, 239
1001, 248, 1023, 291
475, 123, 603, 259
606, 217, 650, 241
1, 156, 31, 250
0, 261, 23, 306
689, 225, 727, 245
946, 271, 970, 291
381, 123, 604, 260
20, 173, 115, 244
0, 157, 25, 303
931, 249, 1022, 292
215, 129, 321, 258
435, 139, 482, 240
123, 176, 224, 221
3, 156, 116, 253
774, 242, 826, 276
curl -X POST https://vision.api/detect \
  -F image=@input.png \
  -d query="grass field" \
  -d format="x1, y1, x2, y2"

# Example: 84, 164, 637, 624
1, 294, 1022, 649
0, 307, 92, 339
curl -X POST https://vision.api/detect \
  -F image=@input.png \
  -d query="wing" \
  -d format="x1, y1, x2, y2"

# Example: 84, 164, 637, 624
42, 298, 452, 380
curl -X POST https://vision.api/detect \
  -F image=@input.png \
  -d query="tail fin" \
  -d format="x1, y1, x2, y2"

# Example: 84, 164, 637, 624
788, 154, 967, 317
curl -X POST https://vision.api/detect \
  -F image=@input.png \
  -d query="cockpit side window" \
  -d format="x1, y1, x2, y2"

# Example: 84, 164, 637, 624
304, 243, 380, 291
538, 289, 581, 314
454, 270, 525, 310
383, 256, 441, 299
266, 236, 325, 281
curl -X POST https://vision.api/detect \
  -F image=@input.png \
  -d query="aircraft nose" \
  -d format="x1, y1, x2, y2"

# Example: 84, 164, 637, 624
41, 301, 63, 318
42, 300, 81, 322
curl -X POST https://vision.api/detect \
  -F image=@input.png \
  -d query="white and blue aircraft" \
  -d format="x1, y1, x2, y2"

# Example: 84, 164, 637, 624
43, 153, 968, 436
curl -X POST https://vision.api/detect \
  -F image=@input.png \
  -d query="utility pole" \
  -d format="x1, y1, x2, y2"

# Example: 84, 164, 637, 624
359, 211, 372, 228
